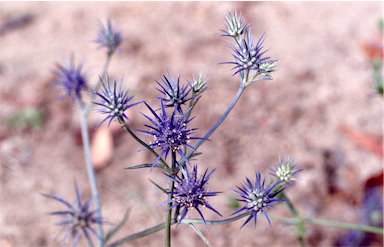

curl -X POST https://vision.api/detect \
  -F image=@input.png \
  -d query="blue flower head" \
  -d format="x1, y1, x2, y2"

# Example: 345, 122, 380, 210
158, 165, 222, 227
219, 10, 251, 38
42, 181, 103, 247
52, 57, 88, 105
93, 74, 142, 127
94, 19, 122, 55
225, 29, 271, 76
138, 99, 204, 170
230, 171, 286, 229
156, 69, 196, 114
266, 156, 303, 185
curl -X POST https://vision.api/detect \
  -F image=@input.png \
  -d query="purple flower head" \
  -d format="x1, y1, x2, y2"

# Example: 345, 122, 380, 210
42, 181, 104, 247
156, 69, 196, 114
93, 73, 142, 127
52, 57, 88, 105
266, 156, 303, 185
224, 30, 271, 76
158, 165, 222, 227
138, 99, 205, 170
219, 10, 251, 38
230, 171, 286, 229
94, 19, 122, 55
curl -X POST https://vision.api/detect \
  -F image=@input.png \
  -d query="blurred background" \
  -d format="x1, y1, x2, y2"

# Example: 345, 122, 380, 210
0, 2, 382, 247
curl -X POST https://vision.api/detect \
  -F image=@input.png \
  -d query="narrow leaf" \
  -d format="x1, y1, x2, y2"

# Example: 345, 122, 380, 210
105, 208, 130, 242
124, 164, 163, 170
148, 179, 167, 194
189, 223, 212, 247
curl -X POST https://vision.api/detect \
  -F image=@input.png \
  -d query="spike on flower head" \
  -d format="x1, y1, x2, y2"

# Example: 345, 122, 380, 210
93, 73, 142, 127
42, 181, 104, 247
230, 171, 286, 229
266, 156, 303, 185
94, 19, 123, 55
157, 165, 222, 227
138, 99, 205, 170
52, 57, 88, 105
155, 69, 196, 114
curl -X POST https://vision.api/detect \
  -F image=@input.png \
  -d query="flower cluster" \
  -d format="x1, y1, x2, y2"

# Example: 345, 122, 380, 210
220, 10, 278, 87
138, 99, 204, 170
93, 74, 141, 127
158, 165, 222, 227
52, 57, 88, 105
94, 19, 122, 55
156, 69, 196, 114
230, 171, 286, 229
42, 181, 103, 247
187, 72, 210, 96
219, 10, 250, 38
267, 156, 303, 185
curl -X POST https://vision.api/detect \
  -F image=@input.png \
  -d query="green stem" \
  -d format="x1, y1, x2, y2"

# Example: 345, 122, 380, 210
80, 108, 104, 246
181, 85, 245, 165
107, 219, 177, 247
165, 152, 176, 247
269, 215, 384, 235
106, 213, 383, 246
117, 117, 172, 174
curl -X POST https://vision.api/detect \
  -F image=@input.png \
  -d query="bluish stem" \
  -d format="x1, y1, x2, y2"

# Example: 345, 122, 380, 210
80, 108, 104, 246
84, 52, 113, 116
181, 85, 245, 164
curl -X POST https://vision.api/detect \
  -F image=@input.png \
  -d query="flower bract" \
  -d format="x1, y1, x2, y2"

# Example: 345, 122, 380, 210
158, 165, 222, 227
230, 171, 286, 229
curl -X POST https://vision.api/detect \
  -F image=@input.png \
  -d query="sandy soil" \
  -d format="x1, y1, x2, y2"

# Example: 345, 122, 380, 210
0, 2, 383, 247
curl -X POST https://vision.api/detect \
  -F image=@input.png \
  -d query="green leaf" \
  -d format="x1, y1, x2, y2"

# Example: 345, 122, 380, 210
124, 164, 163, 170
105, 208, 130, 243
148, 178, 167, 193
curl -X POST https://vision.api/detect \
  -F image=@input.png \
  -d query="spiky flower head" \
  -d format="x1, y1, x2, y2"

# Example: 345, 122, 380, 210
156, 69, 196, 114
224, 30, 271, 77
94, 19, 122, 55
42, 181, 103, 247
187, 72, 210, 96
230, 171, 286, 229
267, 156, 303, 185
93, 73, 141, 127
52, 57, 88, 105
138, 99, 204, 170
158, 165, 222, 227
219, 10, 251, 38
